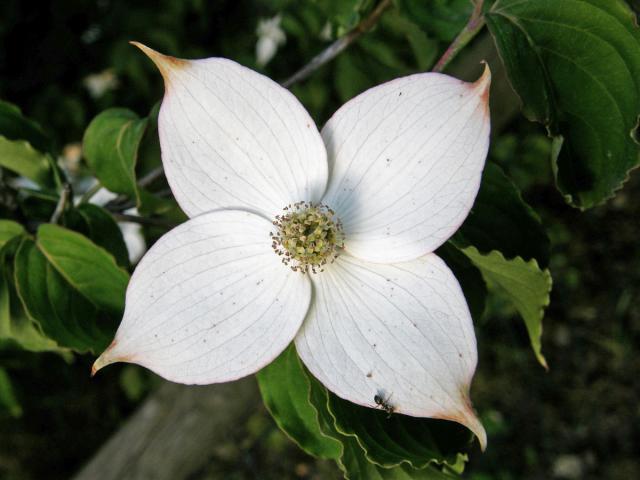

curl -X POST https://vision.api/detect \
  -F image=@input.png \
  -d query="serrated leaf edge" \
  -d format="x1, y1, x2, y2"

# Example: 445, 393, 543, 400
487, 0, 640, 209
461, 246, 552, 369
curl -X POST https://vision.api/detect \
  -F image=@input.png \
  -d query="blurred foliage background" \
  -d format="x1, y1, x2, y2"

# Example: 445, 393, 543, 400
0, 0, 639, 479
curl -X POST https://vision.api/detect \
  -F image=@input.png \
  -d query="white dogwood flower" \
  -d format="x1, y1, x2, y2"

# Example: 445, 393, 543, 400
93, 43, 491, 449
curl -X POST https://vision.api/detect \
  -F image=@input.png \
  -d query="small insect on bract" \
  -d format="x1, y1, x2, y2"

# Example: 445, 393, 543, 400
374, 390, 395, 418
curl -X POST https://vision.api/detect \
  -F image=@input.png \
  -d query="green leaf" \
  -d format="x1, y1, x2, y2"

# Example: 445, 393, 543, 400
63, 204, 129, 268
14, 188, 58, 224
339, 436, 459, 480
359, 36, 408, 71
260, 346, 466, 479
307, 373, 460, 479
395, 0, 472, 42
14, 239, 113, 353
257, 344, 344, 460
0, 101, 62, 188
0, 240, 61, 353
461, 246, 552, 368
0, 367, 22, 418
83, 108, 148, 204
0, 280, 60, 353
136, 102, 162, 179
0, 220, 25, 249
328, 393, 470, 470
486, 0, 640, 208
318, 0, 373, 34
383, 12, 438, 71
0, 100, 52, 154
0, 136, 56, 188
455, 162, 550, 268
36, 224, 129, 315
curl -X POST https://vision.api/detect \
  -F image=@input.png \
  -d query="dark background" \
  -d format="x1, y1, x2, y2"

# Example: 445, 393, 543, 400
1, 1, 638, 479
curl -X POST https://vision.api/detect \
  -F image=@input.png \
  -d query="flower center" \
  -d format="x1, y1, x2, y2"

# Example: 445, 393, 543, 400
271, 202, 343, 274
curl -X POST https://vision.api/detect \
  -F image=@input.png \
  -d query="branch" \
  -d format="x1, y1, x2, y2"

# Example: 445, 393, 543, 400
103, 167, 166, 213
73, 379, 261, 480
112, 213, 177, 228
50, 183, 71, 224
138, 166, 165, 188
79, 181, 103, 204
281, 0, 393, 88
431, 0, 486, 73
105, 198, 136, 213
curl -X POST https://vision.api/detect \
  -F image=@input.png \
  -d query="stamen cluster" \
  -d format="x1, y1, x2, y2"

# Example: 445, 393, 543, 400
271, 202, 343, 274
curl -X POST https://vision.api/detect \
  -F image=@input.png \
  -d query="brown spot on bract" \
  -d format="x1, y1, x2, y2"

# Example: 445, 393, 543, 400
432, 394, 487, 451
480, 84, 490, 110
91, 338, 137, 377
91, 338, 117, 377
472, 62, 491, 118
130, 41, 188, 86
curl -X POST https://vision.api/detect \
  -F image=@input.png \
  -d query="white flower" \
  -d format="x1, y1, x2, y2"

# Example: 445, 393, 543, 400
93, 43, 491, 449
255, 14, 286, 67
83, 69, 119, 99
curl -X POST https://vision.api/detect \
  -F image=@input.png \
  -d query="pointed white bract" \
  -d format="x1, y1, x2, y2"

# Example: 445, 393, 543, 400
295, 253, 486, 449
322, 69, 491, 263
133, 43, 328, 220
94, 44, 491, 448
94, 210, 311, 384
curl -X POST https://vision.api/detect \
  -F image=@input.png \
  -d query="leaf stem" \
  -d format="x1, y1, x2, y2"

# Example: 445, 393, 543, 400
138, 166, 165, 188
112, 213, 177, 228
281, 0, 393, 88
79, 181, 103, 204
105, 167, 165, 212
50, 183, 71, 224
431, 0, 486, 73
